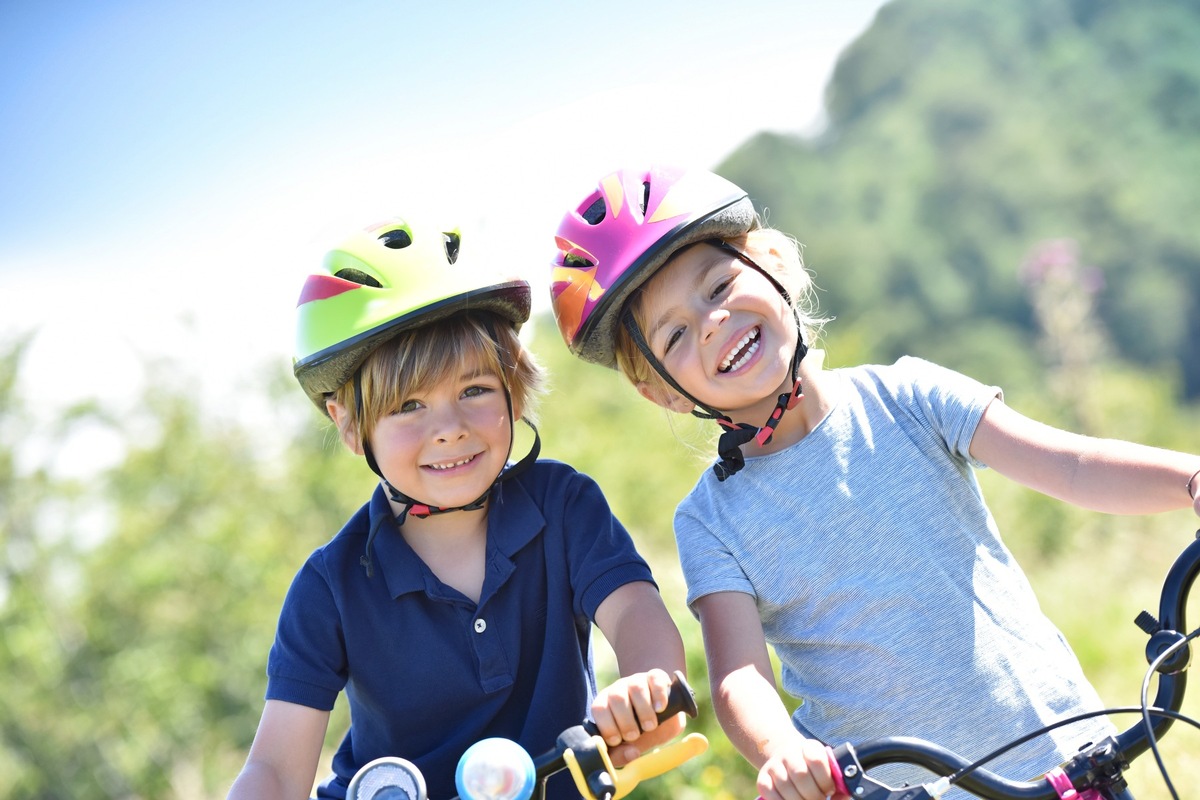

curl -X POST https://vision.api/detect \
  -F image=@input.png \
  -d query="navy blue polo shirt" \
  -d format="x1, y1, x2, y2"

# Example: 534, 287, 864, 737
264, 459, 656, 800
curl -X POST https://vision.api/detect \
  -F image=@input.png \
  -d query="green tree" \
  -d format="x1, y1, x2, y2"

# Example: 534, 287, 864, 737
0, 345, 367, 798
720, 0, 1200, 398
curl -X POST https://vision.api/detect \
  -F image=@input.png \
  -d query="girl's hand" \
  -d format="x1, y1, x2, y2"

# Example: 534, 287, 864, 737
590, 668, 685, 766
756, 737, 848, 800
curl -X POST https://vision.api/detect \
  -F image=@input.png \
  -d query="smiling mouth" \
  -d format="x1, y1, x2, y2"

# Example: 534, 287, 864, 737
427, 455, 478, 471
719, 328, 760, 373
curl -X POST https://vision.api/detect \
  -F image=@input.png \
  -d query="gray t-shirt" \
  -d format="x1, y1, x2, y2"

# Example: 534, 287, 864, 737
675, 357, 1112, 789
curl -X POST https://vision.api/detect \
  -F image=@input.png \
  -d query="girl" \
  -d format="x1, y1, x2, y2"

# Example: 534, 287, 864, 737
548, 165, 1200, 799
229, 215, 686, 800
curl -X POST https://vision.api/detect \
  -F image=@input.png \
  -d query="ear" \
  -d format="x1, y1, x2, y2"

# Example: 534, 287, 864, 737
635, 381, 695, 415
326, 398, 366, 456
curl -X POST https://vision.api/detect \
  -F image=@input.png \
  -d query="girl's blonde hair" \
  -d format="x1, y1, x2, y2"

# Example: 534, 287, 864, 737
614, 227, 822, 396
330, 312, 543, 447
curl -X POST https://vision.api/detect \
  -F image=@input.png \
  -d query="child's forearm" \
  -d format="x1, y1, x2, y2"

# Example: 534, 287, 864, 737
1027, 438, 1200, 514
597, 581, 686, 676
592, 581, 688, 763
973, 401, 1200, 515
613, 616, 686, 678
227, 761, 297, 800
712, 664, 806, 769
1067, 442, 1200, 514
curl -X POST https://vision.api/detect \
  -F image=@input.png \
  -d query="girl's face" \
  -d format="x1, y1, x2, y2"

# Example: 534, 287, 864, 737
635, 242, 798, 420
368, 354, 513, 511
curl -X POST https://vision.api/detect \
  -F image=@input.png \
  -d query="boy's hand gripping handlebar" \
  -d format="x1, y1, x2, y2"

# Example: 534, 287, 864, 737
555, 670, 708, 800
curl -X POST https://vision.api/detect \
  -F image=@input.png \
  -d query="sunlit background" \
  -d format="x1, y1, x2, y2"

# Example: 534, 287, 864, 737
0, 0, 883, 426
3, 2, 1199, 798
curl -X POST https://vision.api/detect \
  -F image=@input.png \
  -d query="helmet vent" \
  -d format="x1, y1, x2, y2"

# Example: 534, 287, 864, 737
334, 268, 383, 288
563, 254, 593, 268
443, 232, 461, 264
640, 181, 650, 214
379, 229, 413, 249
582, 196, 606, 225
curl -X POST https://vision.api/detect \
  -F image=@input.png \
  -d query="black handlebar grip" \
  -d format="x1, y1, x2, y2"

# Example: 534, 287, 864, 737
582, 670, 699, 738
660, 670, 699, 722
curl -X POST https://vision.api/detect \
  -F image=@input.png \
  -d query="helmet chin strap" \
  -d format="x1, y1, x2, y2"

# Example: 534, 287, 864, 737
623, 239, 808, 482
352, 369, 541, 578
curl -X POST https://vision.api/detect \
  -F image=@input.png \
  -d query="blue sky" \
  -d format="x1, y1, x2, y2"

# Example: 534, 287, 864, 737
0, 0, 886, 420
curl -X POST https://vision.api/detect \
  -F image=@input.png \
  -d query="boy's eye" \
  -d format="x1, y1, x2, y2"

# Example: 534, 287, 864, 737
462, 385, 490, 398
397, 399, 421, 414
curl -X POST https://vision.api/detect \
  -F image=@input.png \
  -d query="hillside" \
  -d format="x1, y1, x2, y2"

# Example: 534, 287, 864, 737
719, 0, 1200, 398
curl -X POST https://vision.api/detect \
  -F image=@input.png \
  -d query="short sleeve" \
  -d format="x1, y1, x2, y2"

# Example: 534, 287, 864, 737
265, 553, 348, 711
894, 356, 1001, 467
555, 468, 655, 621
674, 499, 755, 612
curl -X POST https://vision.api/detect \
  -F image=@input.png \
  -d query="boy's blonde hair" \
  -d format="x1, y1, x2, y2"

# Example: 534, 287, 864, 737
330, 312, 543, 447
614, 227, 820, 396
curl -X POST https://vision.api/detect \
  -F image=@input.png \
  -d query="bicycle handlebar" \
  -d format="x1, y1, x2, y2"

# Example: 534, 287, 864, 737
348, 670, 706, 800
825, 530, 1200, 800
526, 669, 703, 800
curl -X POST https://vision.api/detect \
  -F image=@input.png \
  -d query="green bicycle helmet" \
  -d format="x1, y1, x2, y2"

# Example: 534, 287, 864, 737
293, 215, 531, 410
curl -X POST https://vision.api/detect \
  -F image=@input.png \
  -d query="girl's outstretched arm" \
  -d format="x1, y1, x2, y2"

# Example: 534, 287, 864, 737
970, 398, 1200, 517
227, 699, 329, 800
593, 580, 687, 766
694, 590, 843, 800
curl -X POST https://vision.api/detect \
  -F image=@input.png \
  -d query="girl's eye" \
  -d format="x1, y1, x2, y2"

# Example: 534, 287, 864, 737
397, 399, 421, 414
710, 276, 733, 300
663, 327, 683, 355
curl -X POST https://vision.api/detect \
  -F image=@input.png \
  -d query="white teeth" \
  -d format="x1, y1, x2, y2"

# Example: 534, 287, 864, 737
719, 329, 760, 373
429, 456, 473, 470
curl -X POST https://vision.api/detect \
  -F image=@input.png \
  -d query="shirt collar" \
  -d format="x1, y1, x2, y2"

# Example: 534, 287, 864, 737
366, 475, 547, 600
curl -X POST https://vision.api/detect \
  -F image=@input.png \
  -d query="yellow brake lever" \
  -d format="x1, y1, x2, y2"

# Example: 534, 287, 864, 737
610, 733, 709, 799
562, 733, 708, 800
562, 734, 614, 800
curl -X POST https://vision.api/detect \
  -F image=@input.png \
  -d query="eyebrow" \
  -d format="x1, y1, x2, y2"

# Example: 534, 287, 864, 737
645, 254, 729, 341
460, 366, 498, 381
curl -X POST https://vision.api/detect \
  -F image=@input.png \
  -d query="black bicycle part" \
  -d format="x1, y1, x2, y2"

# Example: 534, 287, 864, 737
828, 531, 1200, 800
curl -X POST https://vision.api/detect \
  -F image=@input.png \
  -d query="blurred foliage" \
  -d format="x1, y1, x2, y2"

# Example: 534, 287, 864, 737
720, 0, 1200, 398
4, 1, 1200, 798
0, 345, 369, 799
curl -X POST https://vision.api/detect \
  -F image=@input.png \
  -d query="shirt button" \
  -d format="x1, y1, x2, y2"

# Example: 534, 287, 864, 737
474, 618, 487, 633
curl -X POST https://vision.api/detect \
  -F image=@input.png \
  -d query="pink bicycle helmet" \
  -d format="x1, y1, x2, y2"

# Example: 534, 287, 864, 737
552, 166, 811, 482
550, 165, 758, 370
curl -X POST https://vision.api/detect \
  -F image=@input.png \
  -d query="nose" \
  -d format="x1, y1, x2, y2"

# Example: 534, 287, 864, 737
700, 306, 730, 343
430, 406, 470, 444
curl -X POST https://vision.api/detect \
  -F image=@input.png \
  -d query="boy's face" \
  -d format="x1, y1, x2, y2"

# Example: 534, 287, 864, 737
634, 242, 797, 420
368, 353, 513, 510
